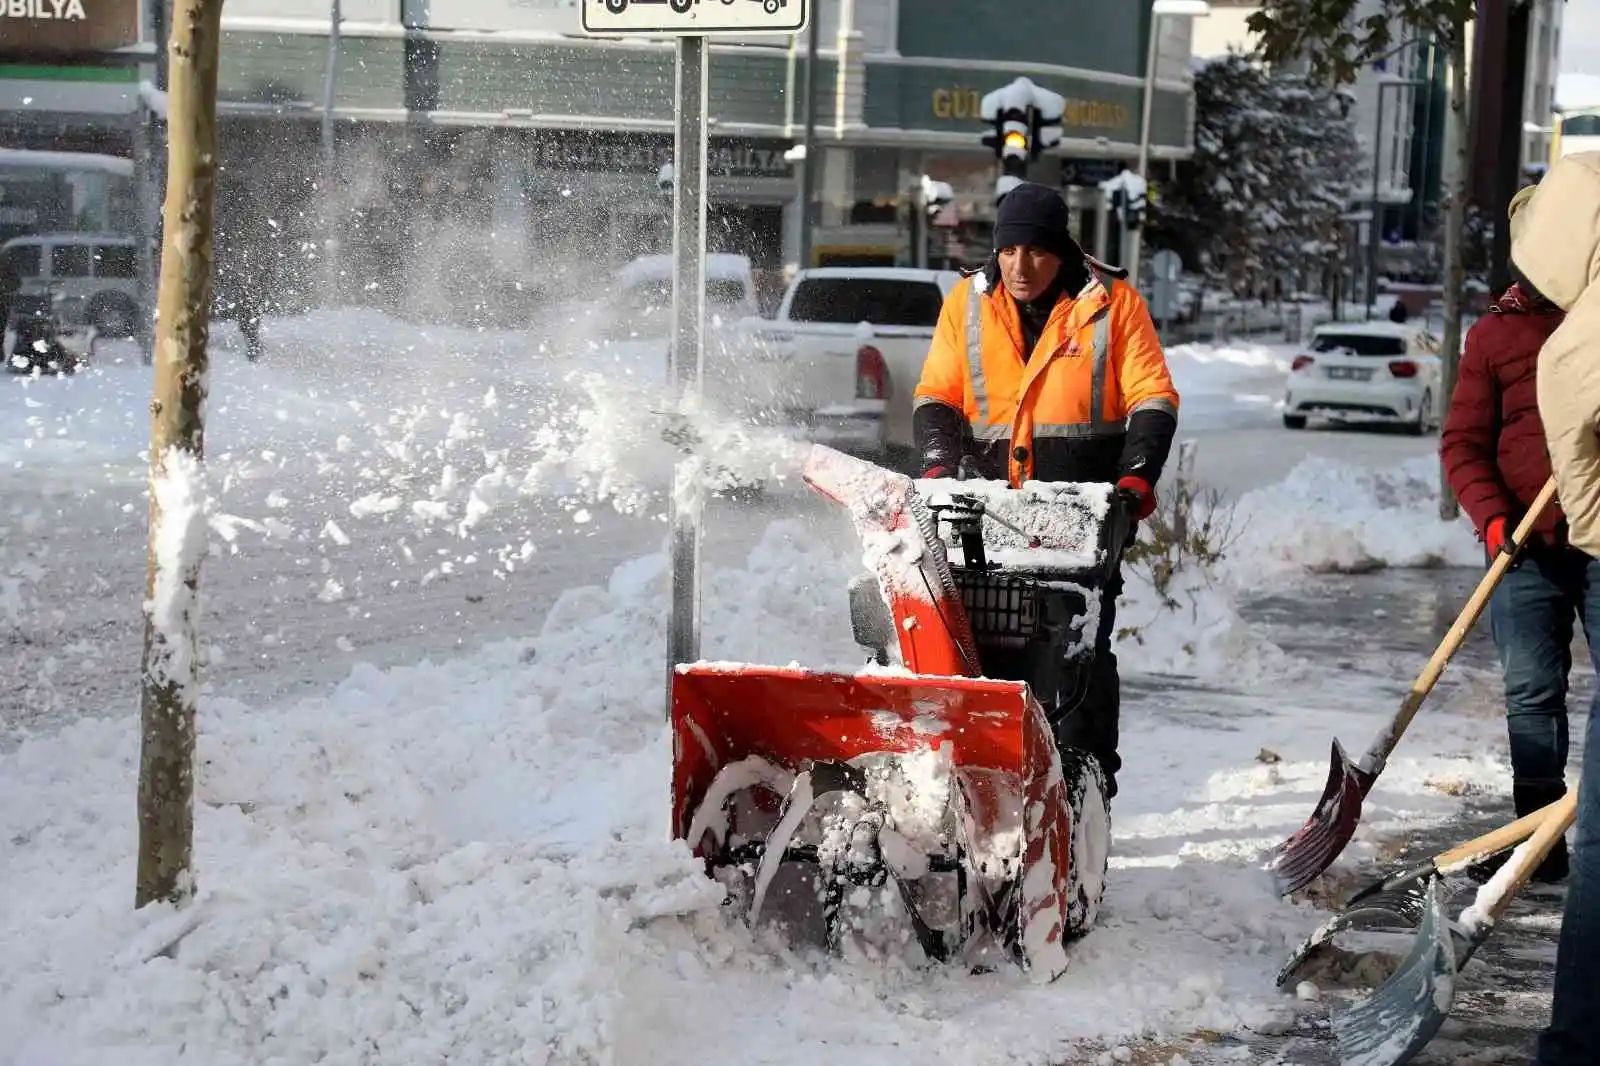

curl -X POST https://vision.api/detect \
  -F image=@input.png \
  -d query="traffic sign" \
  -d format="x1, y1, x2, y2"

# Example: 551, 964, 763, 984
1149, 249, 1182, 282
1061, 159, 1121, 187
581, 0, 809, 36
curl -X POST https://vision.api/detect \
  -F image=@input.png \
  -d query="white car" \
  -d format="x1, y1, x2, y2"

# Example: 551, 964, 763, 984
1281, 321, 1444, 434
739, 267, 961, 466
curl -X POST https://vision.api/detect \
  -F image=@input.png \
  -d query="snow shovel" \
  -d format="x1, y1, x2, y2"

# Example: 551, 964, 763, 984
1262, 476, 1560, 897
1275, 795, 1563, 987
1329, 788, 1577, 1066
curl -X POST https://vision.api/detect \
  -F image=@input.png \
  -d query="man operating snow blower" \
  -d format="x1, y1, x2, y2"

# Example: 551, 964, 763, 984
911, 181, 1180, 799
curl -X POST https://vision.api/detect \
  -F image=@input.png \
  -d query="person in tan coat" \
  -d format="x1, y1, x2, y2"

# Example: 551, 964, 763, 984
1508, 150, 1600, 1066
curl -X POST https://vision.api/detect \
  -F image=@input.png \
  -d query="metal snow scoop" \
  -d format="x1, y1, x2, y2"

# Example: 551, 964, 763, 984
1329, 788, 1577, 1066
1275, 796, 1564, 987
1262, 477, 1560, 897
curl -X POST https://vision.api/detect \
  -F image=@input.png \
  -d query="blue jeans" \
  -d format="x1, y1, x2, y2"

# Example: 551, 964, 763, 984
1489, 547, 1600, 796
1516, 547, 1600, 1065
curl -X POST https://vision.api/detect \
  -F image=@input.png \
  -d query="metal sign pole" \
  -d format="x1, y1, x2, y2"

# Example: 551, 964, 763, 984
666, 34, 709, 712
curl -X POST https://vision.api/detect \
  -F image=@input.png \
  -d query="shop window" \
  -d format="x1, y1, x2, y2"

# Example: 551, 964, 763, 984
849, 200, 899, 225
51, 244, 92, 279
94, 245, 137, 279
2, 244, 41, 279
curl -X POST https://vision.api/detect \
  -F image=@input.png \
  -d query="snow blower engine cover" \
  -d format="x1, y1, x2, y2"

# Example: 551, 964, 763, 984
670, 446, 1115, 982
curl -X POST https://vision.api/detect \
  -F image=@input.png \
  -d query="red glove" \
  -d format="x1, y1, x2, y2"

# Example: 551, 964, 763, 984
922, 465, 952, 479
1116, 475, 1158, 521
1484, 516, 1507, 556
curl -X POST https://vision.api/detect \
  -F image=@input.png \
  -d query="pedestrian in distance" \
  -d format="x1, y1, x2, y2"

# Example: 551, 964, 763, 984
1439, 180, 1572, 886
911, 181, 1181, 801
1506, 149, 1600, 1066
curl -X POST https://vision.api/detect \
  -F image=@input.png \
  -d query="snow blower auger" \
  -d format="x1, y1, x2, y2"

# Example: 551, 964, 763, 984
671, 444, 1134, 982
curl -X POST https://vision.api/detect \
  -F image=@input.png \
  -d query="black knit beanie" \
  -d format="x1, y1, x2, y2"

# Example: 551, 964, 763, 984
993, 182, 1077, 260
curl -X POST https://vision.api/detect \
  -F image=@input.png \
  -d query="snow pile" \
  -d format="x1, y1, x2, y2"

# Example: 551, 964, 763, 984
1163, 341, 1293, 430
1116, 560, 1296, 685
1, 508, 1489, 1066
1227, 455, 1481, 581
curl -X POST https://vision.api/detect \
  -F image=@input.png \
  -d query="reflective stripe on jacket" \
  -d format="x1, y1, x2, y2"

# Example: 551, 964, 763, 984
912, 268, 1179, 486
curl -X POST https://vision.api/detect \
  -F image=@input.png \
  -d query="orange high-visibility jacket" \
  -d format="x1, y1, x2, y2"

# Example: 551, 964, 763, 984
913, 268, 1180, 487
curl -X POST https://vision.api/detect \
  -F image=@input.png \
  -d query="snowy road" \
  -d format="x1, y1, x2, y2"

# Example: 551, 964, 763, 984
5, 313, 1562, 1066
0, 321, 1446, 733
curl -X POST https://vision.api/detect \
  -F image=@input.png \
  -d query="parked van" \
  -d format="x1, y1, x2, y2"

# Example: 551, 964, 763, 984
0, 233, 141, 338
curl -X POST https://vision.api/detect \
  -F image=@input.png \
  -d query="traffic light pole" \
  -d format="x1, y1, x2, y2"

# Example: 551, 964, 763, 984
1127, 15, 1160, 287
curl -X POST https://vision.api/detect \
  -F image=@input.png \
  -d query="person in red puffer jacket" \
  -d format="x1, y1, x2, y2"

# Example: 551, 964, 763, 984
1440, 245, 1571, 883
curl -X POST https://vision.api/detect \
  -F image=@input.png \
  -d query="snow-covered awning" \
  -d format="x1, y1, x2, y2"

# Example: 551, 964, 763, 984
0, 147, 135, 178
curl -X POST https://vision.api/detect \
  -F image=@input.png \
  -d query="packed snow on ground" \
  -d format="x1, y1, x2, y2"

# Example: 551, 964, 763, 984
0, 510, 1508, 1066
0, 314, 1514, 1064
1162, 341, 1294, 431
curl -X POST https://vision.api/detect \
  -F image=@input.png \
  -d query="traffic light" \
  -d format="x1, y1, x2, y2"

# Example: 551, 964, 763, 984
1102, 169, 1148, 231
980, 77, 1065, 203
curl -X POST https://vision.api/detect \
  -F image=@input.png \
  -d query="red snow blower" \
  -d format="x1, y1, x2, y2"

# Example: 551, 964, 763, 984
670, 445, 1136, 981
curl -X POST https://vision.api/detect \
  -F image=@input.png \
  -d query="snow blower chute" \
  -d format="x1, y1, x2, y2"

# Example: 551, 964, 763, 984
671, 445, 1135, 981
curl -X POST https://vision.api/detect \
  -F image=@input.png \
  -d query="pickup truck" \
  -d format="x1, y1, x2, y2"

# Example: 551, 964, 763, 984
739, 267, 961, 467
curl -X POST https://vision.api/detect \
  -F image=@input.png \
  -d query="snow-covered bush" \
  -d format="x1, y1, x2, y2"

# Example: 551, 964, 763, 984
1121, 481, 1241, 620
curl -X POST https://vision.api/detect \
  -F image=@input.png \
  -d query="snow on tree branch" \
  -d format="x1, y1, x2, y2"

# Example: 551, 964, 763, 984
1149, 52, 1362, 296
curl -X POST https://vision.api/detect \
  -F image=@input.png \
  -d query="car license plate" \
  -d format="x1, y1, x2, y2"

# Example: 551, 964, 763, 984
1326, 366, 1373, 381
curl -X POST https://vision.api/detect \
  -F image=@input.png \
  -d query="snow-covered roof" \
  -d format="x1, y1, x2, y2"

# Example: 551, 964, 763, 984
796, 267, 960, 286
0, 148, 134, 178
1311, 321, 1424, 339
0, 232, 134, 248
615, 253, 752, 286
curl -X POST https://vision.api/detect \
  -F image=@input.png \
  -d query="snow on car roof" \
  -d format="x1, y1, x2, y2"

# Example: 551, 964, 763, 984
616, 253, 752, 285
796, 267, 962, 285
1311, 321, 1426, 338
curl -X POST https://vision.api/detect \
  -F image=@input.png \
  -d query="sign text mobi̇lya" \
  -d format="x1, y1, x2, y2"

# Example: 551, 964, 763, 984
0, 0, 141, 58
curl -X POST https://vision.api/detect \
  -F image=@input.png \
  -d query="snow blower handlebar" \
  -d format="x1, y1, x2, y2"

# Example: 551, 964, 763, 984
922, 480, 1137, 585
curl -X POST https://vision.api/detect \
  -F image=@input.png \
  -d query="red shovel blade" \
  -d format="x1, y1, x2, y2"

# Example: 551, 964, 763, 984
1263, 738, 1377, 896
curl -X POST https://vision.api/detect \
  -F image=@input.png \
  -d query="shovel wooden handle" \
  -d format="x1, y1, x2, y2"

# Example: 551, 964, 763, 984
1375, 476, 1560, 758
1434, 794, 1566, 872
1475, 787, 1578, 929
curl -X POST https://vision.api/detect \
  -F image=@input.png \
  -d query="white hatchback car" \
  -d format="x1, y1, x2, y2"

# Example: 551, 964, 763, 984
1281, 321, 1444, 434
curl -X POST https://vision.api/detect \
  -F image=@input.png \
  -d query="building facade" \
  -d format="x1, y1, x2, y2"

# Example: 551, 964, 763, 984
2, 0, 1199, 318
1192, 0, 1452, 288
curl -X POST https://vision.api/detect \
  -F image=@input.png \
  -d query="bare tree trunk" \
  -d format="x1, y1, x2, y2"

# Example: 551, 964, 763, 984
1437, 23, 1470, 524
136, 0, 225, 911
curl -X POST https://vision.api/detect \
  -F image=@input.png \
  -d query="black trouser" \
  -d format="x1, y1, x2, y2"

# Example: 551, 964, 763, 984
976, 569, 1123, 800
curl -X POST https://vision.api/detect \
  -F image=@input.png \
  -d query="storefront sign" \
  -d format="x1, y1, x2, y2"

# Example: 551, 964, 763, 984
929, 84, 1130, 134
1061, 158, 1122, 187
1062, 97, 1129, 132
931, 87, 982, 121
530, 132, 794, 179
866, 63, 1188, 151
0, 0, 140, 57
